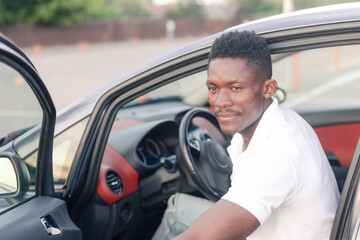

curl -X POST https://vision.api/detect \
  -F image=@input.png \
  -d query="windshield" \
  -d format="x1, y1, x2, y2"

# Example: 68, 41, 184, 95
126, 71, 208, 107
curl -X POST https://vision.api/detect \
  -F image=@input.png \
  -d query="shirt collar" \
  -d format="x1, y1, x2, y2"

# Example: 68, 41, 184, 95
227, 132, 244, 162
227, 97, 281, 161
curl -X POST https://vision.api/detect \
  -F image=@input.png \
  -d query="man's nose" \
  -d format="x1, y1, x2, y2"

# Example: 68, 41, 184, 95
215, 89, 232, 108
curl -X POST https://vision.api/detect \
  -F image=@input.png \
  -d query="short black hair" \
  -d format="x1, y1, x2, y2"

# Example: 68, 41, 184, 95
208, 30, 272, 79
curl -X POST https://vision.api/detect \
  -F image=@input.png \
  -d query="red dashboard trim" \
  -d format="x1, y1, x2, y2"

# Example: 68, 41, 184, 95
111, 119, 144, 131
96, 145, 139, 206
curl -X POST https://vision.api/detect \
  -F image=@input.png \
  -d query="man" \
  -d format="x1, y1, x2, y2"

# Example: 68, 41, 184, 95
154, 30, 340, 240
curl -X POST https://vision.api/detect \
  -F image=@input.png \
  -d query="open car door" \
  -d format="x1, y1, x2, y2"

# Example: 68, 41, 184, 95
0, 35, 81, 239
331, 138, 360, 239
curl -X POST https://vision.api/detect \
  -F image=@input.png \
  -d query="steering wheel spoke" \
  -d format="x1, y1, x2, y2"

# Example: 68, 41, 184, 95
188, 137, 201, 152
178, 108, 232, 202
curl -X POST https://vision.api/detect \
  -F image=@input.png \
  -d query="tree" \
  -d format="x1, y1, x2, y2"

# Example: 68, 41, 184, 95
166, 0, 204, 19
234, 0, 282, 17
293, 0, 359, 10
0, 0, 151, 26
107, 0, 151, 19
232, 0, 359, 19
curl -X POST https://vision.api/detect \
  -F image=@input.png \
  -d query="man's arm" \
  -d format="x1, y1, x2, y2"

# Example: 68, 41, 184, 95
173, 199, 260, 240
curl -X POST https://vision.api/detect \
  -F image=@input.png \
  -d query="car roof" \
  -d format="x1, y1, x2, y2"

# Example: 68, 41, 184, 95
55, 2, 360, 135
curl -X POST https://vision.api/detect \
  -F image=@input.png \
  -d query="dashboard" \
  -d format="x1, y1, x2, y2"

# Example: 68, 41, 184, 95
91, 100, 229, 239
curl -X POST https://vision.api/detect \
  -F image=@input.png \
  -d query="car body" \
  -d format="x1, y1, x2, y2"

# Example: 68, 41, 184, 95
1, 2, 360, 239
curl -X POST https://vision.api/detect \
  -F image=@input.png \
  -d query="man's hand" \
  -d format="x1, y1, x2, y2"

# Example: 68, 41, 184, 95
173, 199, 260, 240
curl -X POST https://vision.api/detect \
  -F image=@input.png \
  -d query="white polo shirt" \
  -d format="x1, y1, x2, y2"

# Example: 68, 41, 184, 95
222, 98, 340, 240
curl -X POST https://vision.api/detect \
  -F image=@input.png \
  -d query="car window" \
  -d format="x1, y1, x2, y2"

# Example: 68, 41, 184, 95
126, 71, 208, 108
0, 62, 42, 147
127, 45, 360, 113
24, 117, 89, 188
151, 71, 208, 106
0, 60, 42, 213
273, 45, 360, 111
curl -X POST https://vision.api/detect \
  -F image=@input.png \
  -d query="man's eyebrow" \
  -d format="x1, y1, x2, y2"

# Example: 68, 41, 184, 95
226, 80, 245, 85
206, 80, 215, 85
206, 79, 247, 86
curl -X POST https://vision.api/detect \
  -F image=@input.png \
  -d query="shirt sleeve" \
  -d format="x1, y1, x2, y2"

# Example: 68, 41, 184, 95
222, 149, 297, 224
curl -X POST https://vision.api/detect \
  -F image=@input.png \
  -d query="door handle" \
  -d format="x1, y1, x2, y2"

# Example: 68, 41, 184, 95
40, 217, 61, 236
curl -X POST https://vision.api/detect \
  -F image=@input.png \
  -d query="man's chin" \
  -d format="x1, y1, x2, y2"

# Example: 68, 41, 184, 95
216, 115, 241, 134
219, 125, 237, 135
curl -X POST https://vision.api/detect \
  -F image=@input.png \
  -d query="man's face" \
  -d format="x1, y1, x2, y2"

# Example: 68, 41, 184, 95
206, 57, 267, 135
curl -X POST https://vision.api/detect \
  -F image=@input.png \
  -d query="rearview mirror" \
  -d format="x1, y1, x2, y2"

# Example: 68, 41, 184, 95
0, 156, 17, 198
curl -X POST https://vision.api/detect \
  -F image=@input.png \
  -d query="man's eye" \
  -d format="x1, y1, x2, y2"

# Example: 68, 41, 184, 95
232, 86, 243, 91
208, 87, 217, 92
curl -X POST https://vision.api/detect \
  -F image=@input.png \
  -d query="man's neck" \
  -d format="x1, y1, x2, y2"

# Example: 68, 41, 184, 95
241, 98, 273, 150
241, 118, 261, 150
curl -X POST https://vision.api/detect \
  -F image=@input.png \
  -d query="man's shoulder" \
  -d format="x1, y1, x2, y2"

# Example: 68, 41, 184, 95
271, 105, 314, 142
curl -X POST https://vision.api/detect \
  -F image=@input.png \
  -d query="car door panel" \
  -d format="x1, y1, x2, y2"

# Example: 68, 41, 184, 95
300, 109, 360, 192
300, 109, 360, 167
0, 196, 81, 239
0, 33, 81, 239
314, 123, 360, 167
330, 138, 360, 239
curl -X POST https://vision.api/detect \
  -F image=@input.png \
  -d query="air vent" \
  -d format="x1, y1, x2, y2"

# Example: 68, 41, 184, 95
106, 170, 123, 195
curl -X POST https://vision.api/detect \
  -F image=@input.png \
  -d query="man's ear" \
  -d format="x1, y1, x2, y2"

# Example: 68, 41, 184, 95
263, 79, 277, 99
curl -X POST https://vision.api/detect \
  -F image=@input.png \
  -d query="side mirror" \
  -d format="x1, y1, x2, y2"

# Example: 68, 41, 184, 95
0, 156, 17, 198
275, 87, 286, 104
0, 153, 30, 200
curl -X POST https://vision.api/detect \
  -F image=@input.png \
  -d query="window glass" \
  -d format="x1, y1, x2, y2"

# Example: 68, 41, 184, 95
126, 71, 208, 108
0, 62, 42, 147
0, 60, 42, 213
126, 45, 360, 112
273, 45, 360, 111
53, 118, 88, 186
24, 117, 89, 187
124, 45, 360, 114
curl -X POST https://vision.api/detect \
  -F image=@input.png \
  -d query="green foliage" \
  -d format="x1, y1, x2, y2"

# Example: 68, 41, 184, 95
235, 0, 282, 17
166, 0, 204, 19
110, 0, 150, 19
27, 0, 104, 26
0, 0, 150, 26
293, 0, 359, 10
233, 0, 358, 18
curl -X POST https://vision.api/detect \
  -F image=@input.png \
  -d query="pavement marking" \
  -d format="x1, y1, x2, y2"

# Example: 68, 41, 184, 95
283, 69, 360, 108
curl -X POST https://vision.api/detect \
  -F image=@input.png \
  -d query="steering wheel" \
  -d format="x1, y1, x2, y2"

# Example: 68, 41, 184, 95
178, 108, 232, 202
